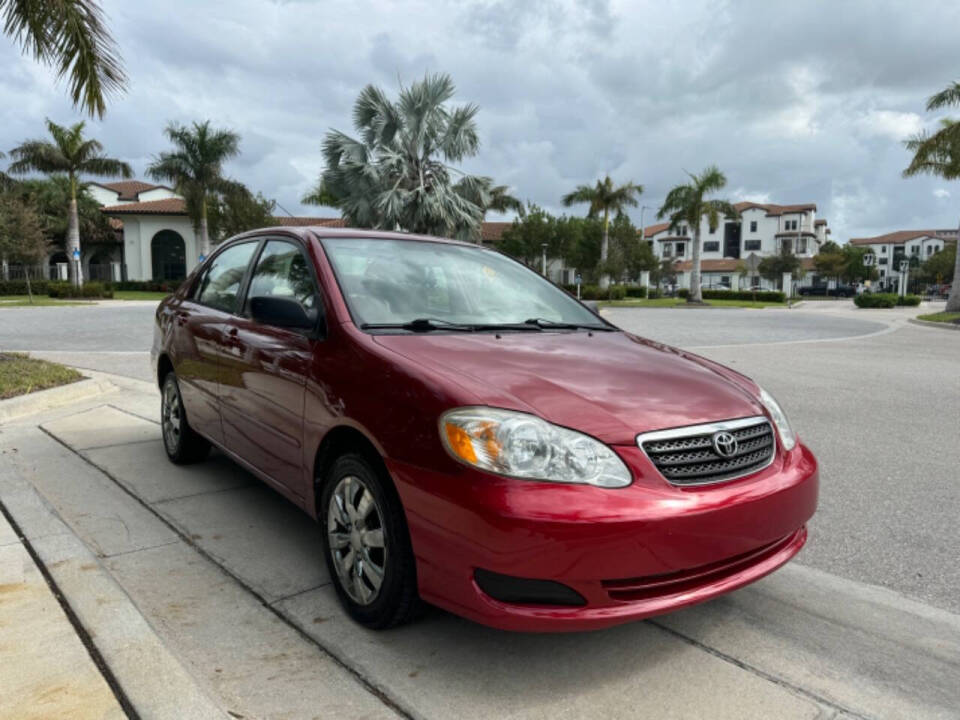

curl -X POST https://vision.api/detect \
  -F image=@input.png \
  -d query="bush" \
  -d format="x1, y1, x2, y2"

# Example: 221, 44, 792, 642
897, 294, 921, 307
48, 281, 113, 299
579, 284, 601, 300
0, 279, 50, 296
702, 289, 786, 302
607, 285, 627, 301
624, 286, 648, 298
648, 288, 663, 299
854, 293, 897, 308
109, 280, 178, 293
678, 288, 690, 299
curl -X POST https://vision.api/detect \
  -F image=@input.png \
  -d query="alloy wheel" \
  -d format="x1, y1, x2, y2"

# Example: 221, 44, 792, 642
327, 475, 388, 605
161, 380, 182, 453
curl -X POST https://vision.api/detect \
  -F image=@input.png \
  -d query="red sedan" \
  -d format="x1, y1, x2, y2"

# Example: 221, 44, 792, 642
152, 228, 818, 632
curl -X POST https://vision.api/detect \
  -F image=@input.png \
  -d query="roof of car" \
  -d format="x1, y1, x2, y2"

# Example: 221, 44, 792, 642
231, 225, 483, 248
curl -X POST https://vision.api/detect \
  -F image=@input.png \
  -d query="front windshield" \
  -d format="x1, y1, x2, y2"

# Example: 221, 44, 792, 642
321, 237, 603, 329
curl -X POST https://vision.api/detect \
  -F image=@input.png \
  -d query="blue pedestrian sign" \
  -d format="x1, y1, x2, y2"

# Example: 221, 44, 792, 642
72, 249, 80, 260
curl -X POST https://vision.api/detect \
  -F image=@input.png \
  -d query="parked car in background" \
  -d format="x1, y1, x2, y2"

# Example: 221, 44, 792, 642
152, 227, 818, 632
798, 284, 856, 298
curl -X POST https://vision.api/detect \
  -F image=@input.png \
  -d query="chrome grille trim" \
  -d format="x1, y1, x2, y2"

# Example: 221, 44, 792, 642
637, 416, 776, 487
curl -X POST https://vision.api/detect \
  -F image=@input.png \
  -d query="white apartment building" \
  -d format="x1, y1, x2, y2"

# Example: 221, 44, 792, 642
848, 230, 952, 291
643, 202, 831, 290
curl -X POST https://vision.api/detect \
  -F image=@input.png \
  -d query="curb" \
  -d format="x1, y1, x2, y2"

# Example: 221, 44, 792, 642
908, 317, 960, 331
0, 377, 114, 423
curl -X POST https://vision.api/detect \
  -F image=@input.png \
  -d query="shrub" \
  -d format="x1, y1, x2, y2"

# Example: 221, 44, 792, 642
624, 286, 648, 298
701, 289, 786, 302
678, 288, 690, 299
48, 281, 113, 299
896, 294, 921, 307
854, 293, 897, 308
109, 280, 178, 293
648, 288, 663, 299
0, 279, 50, 296
579, 284, 601, 300
607, 285, 627, 301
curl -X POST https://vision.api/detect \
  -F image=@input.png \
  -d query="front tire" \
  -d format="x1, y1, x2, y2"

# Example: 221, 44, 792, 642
161, 372, 210, 464
320, 453, 420, 629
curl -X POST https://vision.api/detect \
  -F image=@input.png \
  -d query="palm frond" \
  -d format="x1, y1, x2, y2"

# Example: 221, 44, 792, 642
2, 0, 126, 117
927, 81, 960, 112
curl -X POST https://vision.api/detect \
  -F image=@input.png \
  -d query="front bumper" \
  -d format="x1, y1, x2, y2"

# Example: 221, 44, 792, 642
389, 441, 818, 632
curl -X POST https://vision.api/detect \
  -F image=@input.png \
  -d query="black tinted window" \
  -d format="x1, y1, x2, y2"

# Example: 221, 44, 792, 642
196, 242, 258, 313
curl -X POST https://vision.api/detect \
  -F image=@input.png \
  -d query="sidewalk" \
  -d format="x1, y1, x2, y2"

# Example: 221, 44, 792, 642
0, 507, 125, 719
2, 372, 959, 719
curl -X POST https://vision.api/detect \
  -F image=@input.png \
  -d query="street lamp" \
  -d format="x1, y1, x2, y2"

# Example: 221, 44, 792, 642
541, 242, 548, 276
639, 205, 655, 244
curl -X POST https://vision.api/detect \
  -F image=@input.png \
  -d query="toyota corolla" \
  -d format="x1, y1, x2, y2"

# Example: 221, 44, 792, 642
152, 227, 818, 632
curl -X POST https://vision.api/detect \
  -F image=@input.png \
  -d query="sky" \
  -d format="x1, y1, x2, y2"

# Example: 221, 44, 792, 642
2, 0, 960, 241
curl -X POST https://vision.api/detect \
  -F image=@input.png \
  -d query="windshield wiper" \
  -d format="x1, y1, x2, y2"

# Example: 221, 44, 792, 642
523, 318, 614, 331
360, 318, 476, 332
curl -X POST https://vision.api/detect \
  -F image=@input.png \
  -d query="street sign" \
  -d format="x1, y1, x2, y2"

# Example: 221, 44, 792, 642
863, 254, 876, 266
899, 260, 909, 272
745, 252, 761, 273
575, 274, 582, 284
72, 248, 80, 260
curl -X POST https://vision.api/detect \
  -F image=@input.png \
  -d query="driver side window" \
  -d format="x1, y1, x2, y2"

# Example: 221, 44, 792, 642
246, 239, 320, 314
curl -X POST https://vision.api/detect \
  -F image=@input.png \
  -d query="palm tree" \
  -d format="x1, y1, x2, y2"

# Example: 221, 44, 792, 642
302, 179, 341, 209
1, 0, 125, 117
562, 176, 642, 284
904, 82, 960, 312
450, 177, 524, 241
8, 119, 131, 286
148, 121, 241, 260
321, 73, 488, 238
657, 166, 738, 303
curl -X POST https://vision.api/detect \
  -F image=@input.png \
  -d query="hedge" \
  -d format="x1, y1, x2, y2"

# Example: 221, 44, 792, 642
625, 286, 648, 298
897, 294, 921, 307
854, 293, 897, 308
109, 280, 179, 293
48, 281, 113, 299
0, 279, 50, 296
679, 288, 786, 302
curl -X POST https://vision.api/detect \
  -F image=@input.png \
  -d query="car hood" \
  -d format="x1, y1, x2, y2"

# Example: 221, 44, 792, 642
371, 329, 763, 445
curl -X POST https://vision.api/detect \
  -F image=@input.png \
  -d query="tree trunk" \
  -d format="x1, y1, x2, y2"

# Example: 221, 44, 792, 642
67, 178, 82, 287
599, 208, 610, 289
25, 272, 33, 304
947, 219, 960, 312
689, 223, 703, 303
199, 199, 211, 260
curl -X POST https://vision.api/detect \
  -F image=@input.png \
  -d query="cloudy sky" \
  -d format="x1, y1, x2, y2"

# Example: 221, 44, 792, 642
2, 0, 960, 240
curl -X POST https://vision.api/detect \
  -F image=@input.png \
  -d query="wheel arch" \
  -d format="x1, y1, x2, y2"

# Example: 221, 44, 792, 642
156, 352, 174, 389
311, 424, 397, 518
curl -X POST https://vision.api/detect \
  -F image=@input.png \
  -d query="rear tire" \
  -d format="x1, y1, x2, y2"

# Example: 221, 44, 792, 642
319, 453, 421, 629
161, 372, 210, 464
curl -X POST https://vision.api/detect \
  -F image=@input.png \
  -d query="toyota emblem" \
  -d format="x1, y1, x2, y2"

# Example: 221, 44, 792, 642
712, 431, 738, 458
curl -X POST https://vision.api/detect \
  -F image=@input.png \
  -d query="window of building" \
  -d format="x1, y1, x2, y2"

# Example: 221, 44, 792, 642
675, 242, 685, 256
749, 220, 757, 233
709, 225, 716, 234
780, 239, 793, 253
928, 245, 936, 255
663, 243, 672, 257
680, 225, 687, 236
720, 275, 730, 286
744, 239, 761, 251
880, 269, 886, 278
797, 238, 807, 253
911, 245, 920, 255
703, 241, 719, 252
881, 246, 887, 254
879, 257, 888, 265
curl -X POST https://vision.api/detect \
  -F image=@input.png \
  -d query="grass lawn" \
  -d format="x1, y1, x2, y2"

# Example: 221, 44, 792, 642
601, 298, 786, 309
110, 290, 171, 301
0, 295, 92, 307
0, 353, 83, 400
916, 311, 960, 324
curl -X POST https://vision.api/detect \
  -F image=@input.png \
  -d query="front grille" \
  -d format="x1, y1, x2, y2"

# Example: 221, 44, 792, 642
638, 416, 775, 486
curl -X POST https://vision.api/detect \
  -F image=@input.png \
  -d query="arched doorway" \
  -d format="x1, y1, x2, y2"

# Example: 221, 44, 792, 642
151, 230, 186, 281
48, 251, 68, 280
88, 250, 112, 282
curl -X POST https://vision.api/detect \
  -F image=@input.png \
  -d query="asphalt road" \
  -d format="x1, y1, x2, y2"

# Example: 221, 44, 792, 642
2, 300, 958, 613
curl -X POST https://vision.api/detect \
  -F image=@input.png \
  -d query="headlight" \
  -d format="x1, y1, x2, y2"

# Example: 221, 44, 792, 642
440, 407, 632, 488
758, 387, 797, 451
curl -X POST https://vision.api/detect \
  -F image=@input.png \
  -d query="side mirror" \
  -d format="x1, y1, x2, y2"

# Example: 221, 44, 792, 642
250, 296, 314, 330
